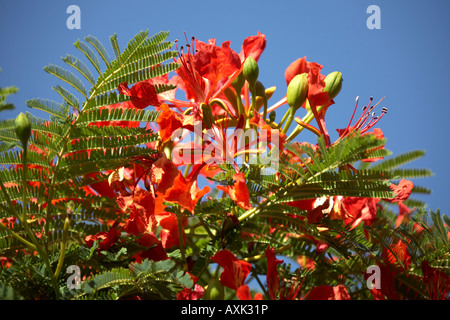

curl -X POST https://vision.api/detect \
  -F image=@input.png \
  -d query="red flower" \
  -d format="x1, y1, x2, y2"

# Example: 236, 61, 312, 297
91, 176, 117, 198
163, 171, 210, 214
297, 255, 316, 270
284, 57, 309, 86
381, 239, 411, 271
250, 109, 286, 152
343, 197, 380, 230
156, 103, 196, 142
84, 225, 121, 252
422, 260, 450, 300
286, 198, 316, 212
360, 128, 386, 162
266, 247, 283, 300
117, 189, 157, 236
307, 284, 351, 300
0, 256, 12, 269
155, 212, 181, 249
238, 31, 266, 63
132, 233, 168, 263
365, 264, 400, 300
284, 57, 333, 144
210, 249, 252, 291
284, 57, 331, 108
1, 216, 16, 229
307, 62, 331, 108
118, 81, 160, 109
151, 33, 265, 120
172, 37, 241, 106
177, 284, 205, 300
335, 96, 388, 152
236, 284, 263, 300
217, 172, 252, 210
150, 154, 181, 194
194, 39, 241, 100
385, 179, 414, 203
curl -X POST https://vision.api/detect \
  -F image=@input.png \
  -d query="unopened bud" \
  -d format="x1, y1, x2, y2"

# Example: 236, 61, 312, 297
255, 81, 266, 98
324, 71, 343, 100
201, 103, 214, 129
231, 72, 245, 92
286, 73, 308, 111
204, 277, 224, 300
243, 57, 259, 88
15, 112, 32, 147
269, 111, 276, 123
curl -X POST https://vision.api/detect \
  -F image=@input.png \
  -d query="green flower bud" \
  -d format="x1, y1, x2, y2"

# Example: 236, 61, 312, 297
286, 73, 309, 111
242, 57, 259, 88
231, 72, 245, 92
324, 71, 343, 100
255, 81, 266, 98
269, 111, 276, 123
15, 112, 32, 147
204, 277, 224, 300
201, 103, 214, 129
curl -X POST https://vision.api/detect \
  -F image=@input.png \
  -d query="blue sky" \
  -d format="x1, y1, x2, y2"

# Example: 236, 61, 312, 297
1, 0, 449, 216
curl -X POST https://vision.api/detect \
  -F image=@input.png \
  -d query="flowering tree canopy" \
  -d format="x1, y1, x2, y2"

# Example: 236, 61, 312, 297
0, 29, 447, 302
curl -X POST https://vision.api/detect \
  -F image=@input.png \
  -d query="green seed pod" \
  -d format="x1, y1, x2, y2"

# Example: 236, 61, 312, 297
204, 277, 224, 300
242, 57, 259, 88
324, 71, 343, 100
15, 112, 32, 147
286, 73, 309, 111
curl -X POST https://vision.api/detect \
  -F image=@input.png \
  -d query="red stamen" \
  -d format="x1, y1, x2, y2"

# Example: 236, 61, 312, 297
337, 96, 387, 143
346, 96, 359, 130
175, 36, 206, 102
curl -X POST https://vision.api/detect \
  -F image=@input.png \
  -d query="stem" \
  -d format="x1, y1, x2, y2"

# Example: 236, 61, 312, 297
210, 98, 235, 119
238, 194, 274, 223
21, 148, 28, 223
248, 83, 257, 117
243, 244, 292, 262
196, 216, 216, 238
277, 110, 290, 129
0, 222, 37, 251
286, 105, 325, 143
54, 212, 71, 279
253, 273, 270, 299
262, 96, 268, 121
176, 207, 188, 272
183, 163, 192, 178
19, 146, 60, 297
309, 103, 330, 146
244, 117, 251, 164
282, 108, 295, 134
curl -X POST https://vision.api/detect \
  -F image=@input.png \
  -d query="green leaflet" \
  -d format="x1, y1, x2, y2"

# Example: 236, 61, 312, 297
0, 30, 177, 268
77, 259, 193, 299
77, 107, 160, 124
26, 98, 70, 120
0, 82, 18, 112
